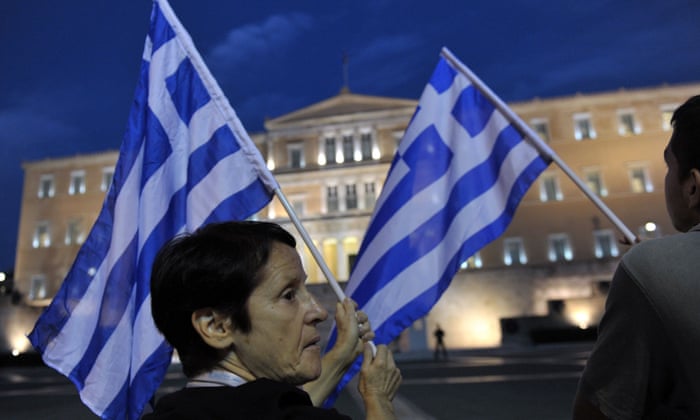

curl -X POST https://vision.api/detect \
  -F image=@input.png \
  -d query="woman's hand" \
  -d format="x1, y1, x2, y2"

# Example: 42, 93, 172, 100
358, 344, 402, 420
303, 298, 374, 406
333, 298, 374, 363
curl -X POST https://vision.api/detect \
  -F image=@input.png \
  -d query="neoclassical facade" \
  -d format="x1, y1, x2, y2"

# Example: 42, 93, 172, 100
13, 83, 700, 352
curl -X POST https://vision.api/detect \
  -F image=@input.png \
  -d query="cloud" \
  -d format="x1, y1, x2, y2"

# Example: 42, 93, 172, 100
353, 35, 424, 66
0, 108, 80, 153
207, 12, 314, 71
349, 35, 427, 93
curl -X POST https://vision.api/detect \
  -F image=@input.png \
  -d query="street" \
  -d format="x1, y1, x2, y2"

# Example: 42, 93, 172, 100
0, 342, 591, 419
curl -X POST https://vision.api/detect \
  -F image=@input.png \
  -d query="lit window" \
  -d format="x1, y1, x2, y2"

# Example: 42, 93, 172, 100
291, 199, 305, 216
29, 275, 48, 300
343, 237, 360, 278
660, 104, 678, 131
33, 222, 51, 248
618, 110, 640, 136
364, 182, 376, 209
101, 168, 114, 192
548, 233, 573, 262
65, 219, 84, 245
287, 143, 305, 169
593, 230, 619, 259
324, 137, 337, 165
629, 166, 653, 193
361, 132, 373, 160
530, 118, 550, 143
69, 170, 86, 195
322, 238, 338, 277
539, 173, 563, 202
584, 169, 607, 197
326, 186, 339, 212
574, 113, 596, 140
503, 237, 527, 266
461, 252, 483, 269
38, 174, 55, 198
345, 184, 358, 210
342, 134, 354, 164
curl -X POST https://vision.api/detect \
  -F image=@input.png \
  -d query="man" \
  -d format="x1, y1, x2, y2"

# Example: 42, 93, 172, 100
573, 95, 700, 419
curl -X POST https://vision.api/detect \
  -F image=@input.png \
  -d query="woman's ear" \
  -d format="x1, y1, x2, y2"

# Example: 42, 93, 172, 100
686, 168, 700, 209
191, 308, 235, 349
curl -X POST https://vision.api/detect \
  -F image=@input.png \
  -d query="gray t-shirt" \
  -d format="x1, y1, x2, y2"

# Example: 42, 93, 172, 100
576, 224, 700, 419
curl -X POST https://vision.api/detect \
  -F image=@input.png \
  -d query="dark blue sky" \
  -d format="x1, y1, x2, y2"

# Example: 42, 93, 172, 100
1, 0, 699, 269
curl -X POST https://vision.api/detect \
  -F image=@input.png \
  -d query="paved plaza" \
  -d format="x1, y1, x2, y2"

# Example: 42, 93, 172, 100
0, 342, 592, 419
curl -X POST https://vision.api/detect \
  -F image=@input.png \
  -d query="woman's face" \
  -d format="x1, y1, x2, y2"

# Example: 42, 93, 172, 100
231, 242, 328, 385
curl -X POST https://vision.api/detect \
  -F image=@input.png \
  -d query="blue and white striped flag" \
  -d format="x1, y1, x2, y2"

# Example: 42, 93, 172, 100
28, 1, 277, 419
326, 49, 551, 402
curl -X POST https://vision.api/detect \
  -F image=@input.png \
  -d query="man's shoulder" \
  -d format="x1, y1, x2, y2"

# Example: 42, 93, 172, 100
623, 229, 700, 273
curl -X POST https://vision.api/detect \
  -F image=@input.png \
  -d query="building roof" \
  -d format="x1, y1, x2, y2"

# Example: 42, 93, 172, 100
264, 90, 417, 131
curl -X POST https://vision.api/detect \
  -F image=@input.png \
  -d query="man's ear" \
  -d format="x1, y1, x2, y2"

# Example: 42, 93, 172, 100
191, 308, 235, 350
686, 168, 700, 209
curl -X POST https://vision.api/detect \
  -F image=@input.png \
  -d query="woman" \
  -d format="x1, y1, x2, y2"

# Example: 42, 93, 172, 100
146, 221, 401, 419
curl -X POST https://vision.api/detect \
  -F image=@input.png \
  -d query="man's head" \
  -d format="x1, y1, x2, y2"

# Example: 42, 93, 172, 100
150, 221, 296, 377
665, 95, 700, 232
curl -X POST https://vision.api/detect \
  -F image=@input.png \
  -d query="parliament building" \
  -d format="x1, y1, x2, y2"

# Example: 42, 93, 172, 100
12, 82, 699, 354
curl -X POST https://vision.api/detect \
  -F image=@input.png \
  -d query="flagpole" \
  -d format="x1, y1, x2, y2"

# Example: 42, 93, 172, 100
441, 47, 638, 244
274, 188, 346, 301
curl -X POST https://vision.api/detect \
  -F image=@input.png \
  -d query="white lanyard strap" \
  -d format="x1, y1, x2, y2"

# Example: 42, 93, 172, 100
186, 370, 248, 388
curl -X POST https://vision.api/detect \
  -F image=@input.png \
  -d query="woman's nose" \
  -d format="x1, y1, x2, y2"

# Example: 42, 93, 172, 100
302, 288, 328, 324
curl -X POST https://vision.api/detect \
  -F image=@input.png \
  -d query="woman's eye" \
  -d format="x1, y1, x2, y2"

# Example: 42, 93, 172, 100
282, 290, 296, 301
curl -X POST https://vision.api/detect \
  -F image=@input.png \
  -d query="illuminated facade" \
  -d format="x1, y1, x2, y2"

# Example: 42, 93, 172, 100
13, 83, 700, 352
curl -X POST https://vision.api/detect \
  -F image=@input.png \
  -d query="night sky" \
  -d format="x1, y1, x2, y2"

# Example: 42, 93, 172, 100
1, 0, 699, 269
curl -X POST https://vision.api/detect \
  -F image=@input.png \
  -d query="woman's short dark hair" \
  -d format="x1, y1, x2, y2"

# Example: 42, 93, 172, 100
150, 221, 296, 377
670, 95, 700, 180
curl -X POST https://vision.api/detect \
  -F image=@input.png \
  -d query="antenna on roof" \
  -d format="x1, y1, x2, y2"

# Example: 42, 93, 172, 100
340, 51, 350, 94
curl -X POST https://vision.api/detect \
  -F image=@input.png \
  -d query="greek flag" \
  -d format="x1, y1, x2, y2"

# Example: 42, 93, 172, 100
28, 1, 277, 419
326, 49, 551, 403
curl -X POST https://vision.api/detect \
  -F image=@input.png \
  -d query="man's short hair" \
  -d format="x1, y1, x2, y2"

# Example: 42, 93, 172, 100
671, 95, 700, 179
150, 221, 296, 377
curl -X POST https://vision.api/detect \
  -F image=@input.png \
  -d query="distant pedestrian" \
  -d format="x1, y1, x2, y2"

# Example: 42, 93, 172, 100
433, 324, 448, 361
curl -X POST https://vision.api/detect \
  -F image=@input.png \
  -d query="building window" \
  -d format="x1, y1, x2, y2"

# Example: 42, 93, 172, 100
593, 230, 619, 259
503, 237, 527, 266
343, 237, 360, 277
539, 173, 563, 202
38, 174, 55, 198
287, 143, 305, 169
324, 137, 337, 165
342, 134, 354, 164
460, 252, 483, 269
69, 170, 86, 195
345, 184, 358, 210
530, 118, 550, 143
291, 199, 305, 216
361, 132, 373, 160
33, 221, 51, 248
364, 182, 377, 209
322, 238, 338, 277
584, 169, 607, 197
661, 104, 678, 131
618, 109, 640, 136
574, 113, 596, 140
101, 168, 114, 192
326, 186, 339, 212
29, 275, 48, 300
548, 233, 573, 262
65, 219, 84, 245
629, 166, 653, 193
